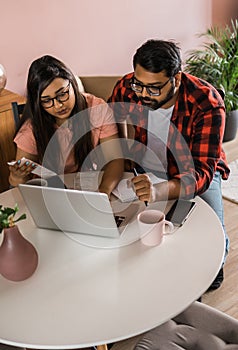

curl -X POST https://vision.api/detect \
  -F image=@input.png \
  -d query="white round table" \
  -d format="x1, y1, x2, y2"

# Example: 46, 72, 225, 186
0, 187, 225, 349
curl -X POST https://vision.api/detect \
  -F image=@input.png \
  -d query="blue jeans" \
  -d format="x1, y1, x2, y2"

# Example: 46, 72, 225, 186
200, 170, 229, 264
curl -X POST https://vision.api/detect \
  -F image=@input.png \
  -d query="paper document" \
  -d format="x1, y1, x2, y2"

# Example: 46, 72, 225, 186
8, 157, 57, 179
112, 172, 166, 203
74, 171, 102, 191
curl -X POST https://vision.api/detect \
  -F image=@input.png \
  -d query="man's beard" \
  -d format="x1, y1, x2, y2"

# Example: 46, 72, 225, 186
139, 83, 175, 110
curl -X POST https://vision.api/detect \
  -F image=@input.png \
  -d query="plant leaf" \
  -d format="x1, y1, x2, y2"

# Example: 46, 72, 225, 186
14, 213, 27, 223
0, 203, 26, 232
184, 19, 238, 112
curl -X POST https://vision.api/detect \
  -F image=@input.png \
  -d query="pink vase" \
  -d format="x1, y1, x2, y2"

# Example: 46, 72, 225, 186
0, 225, 38, 281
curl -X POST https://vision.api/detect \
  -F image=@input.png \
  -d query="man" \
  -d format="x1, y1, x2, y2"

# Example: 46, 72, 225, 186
108, 39, 230, 290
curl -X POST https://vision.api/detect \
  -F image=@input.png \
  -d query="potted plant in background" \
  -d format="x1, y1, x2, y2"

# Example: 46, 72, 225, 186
184, 19, 238, 142
0, 204, 38, 281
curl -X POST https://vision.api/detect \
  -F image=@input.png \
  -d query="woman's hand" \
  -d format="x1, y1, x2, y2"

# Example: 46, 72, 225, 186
8, 158, 37, 187
8, 148, 39, 187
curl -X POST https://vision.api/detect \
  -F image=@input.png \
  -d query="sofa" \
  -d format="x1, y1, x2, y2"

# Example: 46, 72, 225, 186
79, 75, 121, 101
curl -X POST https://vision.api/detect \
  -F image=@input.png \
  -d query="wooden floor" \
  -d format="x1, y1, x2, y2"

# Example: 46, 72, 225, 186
203, 132, 238, 319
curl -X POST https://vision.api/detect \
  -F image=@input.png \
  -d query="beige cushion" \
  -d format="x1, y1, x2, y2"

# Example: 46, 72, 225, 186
111, 302, 238, 350
135, 320, 229, 349
79, 76, 121, 101
75, 75, 85, 93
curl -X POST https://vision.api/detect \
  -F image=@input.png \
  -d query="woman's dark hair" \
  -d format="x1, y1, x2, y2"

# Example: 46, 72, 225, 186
133, 39, 182, 77
18, 55, 93, 172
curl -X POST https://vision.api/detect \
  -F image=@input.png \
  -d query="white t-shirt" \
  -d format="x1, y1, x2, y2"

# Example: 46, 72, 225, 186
142, 105, 174, 173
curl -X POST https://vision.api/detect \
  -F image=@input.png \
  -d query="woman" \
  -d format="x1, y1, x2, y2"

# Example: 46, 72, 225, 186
9, 55, 124, 197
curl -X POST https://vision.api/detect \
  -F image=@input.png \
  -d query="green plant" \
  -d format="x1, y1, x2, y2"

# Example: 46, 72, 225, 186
184, 19, 238, 112
0, 204, 26, 233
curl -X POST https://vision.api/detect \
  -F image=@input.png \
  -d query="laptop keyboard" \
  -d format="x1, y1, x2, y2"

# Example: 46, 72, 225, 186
221, 159, 238, 204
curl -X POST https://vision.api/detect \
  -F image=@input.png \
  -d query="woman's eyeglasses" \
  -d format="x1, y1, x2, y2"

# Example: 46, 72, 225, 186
41, 83, 71, 109
130, 77, 171, 96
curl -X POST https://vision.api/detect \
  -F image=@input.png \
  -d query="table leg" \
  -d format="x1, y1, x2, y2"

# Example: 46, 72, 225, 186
97, 345, 108, 350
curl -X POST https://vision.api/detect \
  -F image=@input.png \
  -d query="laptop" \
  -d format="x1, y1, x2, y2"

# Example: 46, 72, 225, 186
18, 184, 140, 238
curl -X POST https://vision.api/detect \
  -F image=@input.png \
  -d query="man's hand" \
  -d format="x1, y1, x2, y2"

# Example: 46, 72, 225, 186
131, 173, 156, 203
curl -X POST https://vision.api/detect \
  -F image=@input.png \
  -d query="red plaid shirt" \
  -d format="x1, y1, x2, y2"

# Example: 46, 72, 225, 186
108, 72, 230, 198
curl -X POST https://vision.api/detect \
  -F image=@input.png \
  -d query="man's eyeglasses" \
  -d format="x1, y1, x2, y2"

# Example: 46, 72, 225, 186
41, 83, 71, 109
131, 77, 171, 96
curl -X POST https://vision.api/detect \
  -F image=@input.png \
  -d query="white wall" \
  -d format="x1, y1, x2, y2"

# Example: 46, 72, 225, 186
0, 0, 212, 95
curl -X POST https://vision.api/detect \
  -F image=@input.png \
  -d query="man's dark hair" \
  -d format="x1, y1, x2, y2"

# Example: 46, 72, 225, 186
133, 39, 182, 77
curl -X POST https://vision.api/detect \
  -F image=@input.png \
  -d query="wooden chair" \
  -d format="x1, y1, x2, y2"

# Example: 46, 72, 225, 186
0, 101, 26, 193
11, 101, 26, 128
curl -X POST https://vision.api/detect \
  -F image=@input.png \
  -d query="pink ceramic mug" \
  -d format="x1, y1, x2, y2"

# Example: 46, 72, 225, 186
137, 209, 174, 247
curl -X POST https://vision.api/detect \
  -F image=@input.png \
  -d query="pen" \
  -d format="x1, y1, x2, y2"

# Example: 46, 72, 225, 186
133, 168, 148, 207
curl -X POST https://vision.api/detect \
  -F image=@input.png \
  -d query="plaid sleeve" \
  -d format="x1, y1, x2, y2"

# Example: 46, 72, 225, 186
168, 105, 227, 198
